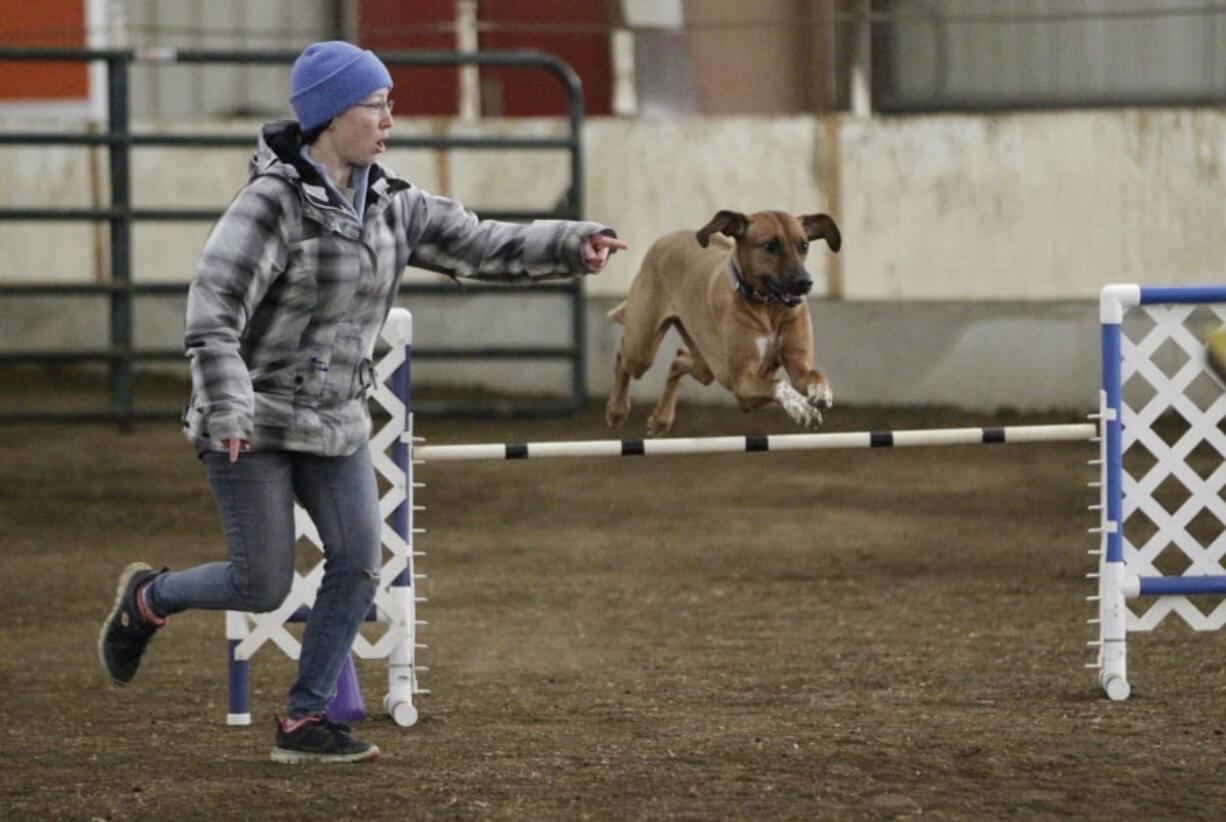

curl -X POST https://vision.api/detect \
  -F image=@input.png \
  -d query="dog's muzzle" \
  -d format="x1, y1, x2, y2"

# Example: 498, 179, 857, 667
763, 276, 812, 307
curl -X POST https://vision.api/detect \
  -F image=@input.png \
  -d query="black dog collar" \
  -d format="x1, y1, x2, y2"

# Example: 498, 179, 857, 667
729, 258, 757, 301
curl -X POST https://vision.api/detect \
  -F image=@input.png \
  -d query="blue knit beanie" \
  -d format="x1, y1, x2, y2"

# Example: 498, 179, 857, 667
290, 41, 393, 131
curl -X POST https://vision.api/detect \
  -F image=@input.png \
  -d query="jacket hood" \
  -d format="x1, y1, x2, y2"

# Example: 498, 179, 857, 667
250, 120, 315, 184
250, 120, 405, 197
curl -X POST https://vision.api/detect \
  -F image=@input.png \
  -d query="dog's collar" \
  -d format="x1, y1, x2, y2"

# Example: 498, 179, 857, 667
729, 258, 802, 307
729, 258, 757, 302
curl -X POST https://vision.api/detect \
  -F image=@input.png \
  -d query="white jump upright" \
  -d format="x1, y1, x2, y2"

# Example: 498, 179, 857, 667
1095, 285, 1226, 700
224, 307, 425, 727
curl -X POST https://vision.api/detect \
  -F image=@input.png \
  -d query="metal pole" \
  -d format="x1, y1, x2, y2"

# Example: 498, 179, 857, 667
565, 64, 587, 413
328, 0, 348, 40
106, 54, 134, 429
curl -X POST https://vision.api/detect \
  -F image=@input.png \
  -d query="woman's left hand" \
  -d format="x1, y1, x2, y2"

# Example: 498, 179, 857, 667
583, 234, 629, 272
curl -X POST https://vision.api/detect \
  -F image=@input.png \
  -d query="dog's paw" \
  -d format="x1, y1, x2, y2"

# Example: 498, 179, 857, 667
774, 382, 823, 429
646, 414, 672, 438
807, 382, 833, 411
799, 406, 823, 429
605, 399, 630, 429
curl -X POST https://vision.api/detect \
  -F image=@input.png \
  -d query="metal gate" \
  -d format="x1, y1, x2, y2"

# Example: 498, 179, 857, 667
0, 47, 587, 423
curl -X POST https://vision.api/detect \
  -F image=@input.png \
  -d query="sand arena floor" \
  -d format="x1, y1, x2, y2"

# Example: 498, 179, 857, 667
4, 379, 1226, 820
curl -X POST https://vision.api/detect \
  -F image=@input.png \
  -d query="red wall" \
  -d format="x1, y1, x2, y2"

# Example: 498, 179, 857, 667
360, 0, 459, 116
358, 0, 612, 117
0, 0, 88, 100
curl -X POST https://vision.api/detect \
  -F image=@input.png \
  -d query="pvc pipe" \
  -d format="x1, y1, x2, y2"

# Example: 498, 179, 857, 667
410, 423, 1096, 463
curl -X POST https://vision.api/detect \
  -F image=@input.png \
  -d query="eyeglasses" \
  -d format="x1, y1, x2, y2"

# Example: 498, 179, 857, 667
354, 99, 394, 114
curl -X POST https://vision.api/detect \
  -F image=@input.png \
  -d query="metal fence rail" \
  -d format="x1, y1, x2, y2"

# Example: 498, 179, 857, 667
0, 47, 588, 423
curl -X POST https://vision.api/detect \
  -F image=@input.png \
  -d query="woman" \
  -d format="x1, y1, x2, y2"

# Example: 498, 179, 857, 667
99, 41, 626, 764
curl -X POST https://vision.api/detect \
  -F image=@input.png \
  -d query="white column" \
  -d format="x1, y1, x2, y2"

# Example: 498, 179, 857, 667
611, 28, 637, 116
86, 0, 117, 122
456, 0, 480, 122
850, 0, 872, 119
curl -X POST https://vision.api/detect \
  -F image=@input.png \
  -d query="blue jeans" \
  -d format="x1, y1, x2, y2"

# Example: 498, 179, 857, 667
145, 447, 381, 717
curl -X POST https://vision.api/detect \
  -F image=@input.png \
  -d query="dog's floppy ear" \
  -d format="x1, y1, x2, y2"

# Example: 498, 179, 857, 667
800, 213, 842, 252
696, 210, 749, 248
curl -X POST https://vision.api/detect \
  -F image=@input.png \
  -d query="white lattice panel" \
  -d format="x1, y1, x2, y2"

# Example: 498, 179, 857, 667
1120, 302, 1226, 631
230, 314, 414, 662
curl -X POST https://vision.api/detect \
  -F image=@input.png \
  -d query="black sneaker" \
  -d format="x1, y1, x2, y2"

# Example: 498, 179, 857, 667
98, 562, 166, 685
270, 715, 381, 764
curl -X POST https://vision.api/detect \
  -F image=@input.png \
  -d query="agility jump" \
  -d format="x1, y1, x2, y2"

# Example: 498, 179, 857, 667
412, 424, 1095, 462
222, 283, 1226, 725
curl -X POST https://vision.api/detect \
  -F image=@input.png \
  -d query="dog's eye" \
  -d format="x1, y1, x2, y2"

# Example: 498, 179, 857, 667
763, 240, 780, 254
798, 241, 809, 254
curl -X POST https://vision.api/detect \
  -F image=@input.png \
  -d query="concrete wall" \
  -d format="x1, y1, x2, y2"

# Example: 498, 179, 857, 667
886, 0, 1226, 107
839, 110, 1226, 300
2, 107, 1222, 411
581, 296, 1100, 415
122, 0, 332, 119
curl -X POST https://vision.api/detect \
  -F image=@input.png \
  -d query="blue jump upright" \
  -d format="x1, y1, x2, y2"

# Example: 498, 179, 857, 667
1095, 284, 1226, 700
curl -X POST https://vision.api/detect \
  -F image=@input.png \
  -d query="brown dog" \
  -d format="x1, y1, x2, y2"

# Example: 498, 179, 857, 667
605, 209, 841, 436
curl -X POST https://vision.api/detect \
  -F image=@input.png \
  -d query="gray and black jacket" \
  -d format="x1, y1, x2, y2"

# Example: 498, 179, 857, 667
183, 120, 612, 456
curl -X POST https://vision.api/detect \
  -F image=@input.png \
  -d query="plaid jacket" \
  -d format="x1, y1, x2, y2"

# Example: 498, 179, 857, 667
183, 120, 612, 456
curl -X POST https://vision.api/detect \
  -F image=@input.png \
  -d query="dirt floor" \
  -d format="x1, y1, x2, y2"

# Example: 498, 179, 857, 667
4, 376, 1226, 820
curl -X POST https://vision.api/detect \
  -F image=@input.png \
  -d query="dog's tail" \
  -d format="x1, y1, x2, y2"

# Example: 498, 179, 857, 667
607, 300, 628, 324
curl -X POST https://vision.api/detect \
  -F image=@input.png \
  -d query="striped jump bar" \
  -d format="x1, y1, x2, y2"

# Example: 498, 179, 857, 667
410, 423, 1096, 462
